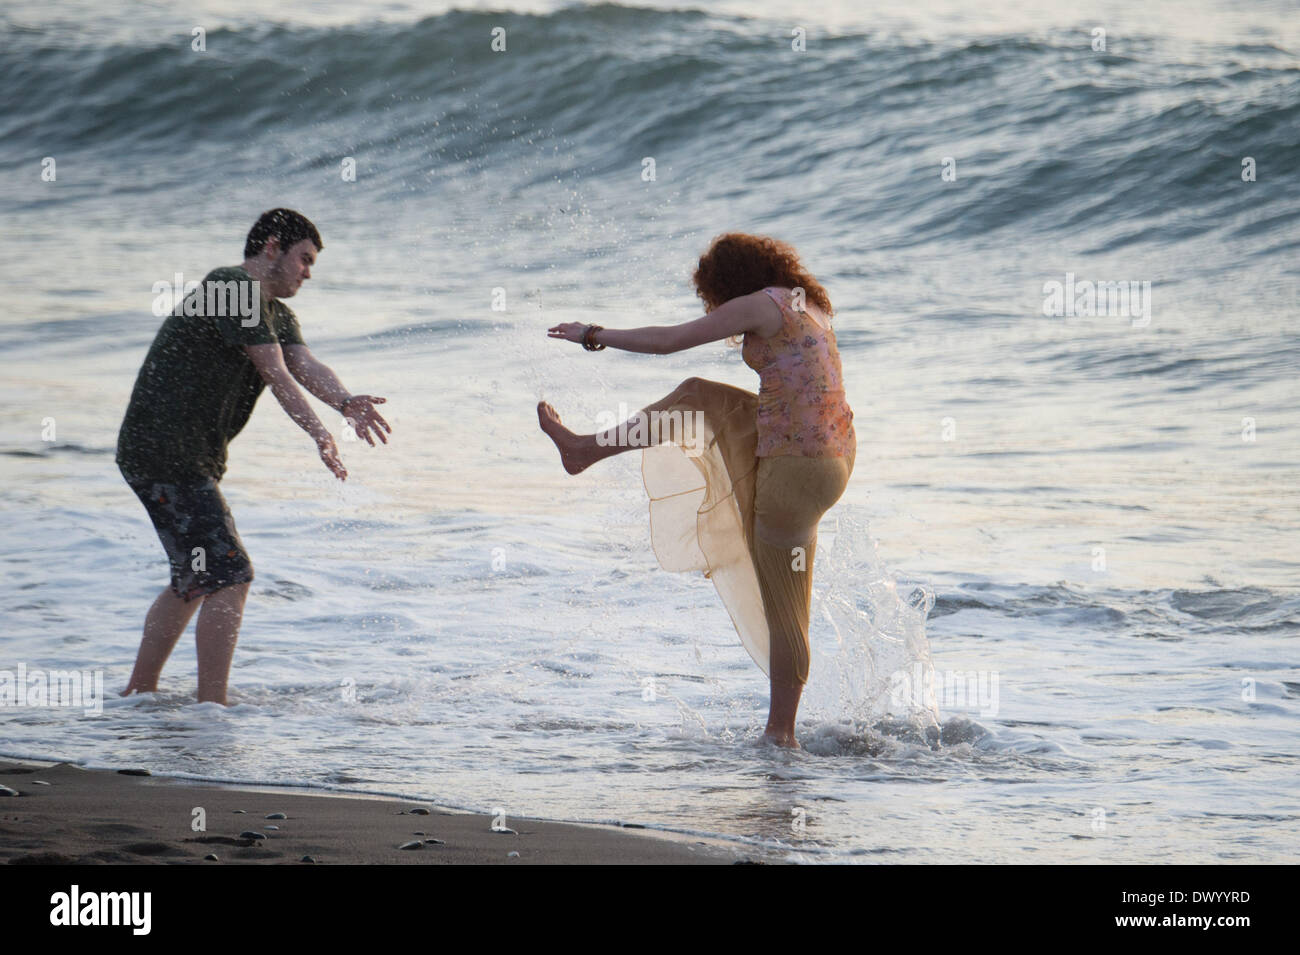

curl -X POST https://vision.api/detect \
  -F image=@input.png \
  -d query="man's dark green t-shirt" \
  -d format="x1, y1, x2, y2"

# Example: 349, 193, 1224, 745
116, 266, 305, 482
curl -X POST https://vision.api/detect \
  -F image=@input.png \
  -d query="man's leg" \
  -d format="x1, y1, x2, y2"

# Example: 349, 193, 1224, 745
122, 587, 204, 696
195, 581, 250, 705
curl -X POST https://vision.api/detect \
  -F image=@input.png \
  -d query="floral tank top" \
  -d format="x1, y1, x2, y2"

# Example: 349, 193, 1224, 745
741, 286, 855, 457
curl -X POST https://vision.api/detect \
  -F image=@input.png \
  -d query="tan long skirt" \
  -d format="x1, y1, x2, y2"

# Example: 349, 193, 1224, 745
638, 377, 854, 686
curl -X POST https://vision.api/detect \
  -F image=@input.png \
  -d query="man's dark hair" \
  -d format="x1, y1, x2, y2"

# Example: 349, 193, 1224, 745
244, 208, 323, 259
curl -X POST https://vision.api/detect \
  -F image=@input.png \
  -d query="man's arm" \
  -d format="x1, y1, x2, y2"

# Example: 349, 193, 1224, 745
283, 345, 391, 446
282, 344, 350, 411
244, 344, 347, 479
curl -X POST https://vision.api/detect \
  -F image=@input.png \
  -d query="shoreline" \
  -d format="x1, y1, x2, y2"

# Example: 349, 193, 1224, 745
0, 759, 766, 865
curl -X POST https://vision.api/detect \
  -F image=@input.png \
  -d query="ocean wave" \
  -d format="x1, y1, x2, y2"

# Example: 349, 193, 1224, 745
3, 5, 1296, 245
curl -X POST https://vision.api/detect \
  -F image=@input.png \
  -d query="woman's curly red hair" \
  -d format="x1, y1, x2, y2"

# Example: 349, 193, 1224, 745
691, 233, 833, 316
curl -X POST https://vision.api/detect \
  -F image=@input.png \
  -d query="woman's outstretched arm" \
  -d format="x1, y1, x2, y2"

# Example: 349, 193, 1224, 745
547, 290, 782, 354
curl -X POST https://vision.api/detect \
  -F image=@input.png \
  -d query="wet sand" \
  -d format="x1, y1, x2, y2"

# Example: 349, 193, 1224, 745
0, 761, 754, 865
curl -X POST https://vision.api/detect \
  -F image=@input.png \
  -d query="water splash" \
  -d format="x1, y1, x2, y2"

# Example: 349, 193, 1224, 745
803, 503, 941, 736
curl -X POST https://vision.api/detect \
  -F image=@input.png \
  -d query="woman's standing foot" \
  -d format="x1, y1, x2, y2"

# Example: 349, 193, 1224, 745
762, 729, 801, 749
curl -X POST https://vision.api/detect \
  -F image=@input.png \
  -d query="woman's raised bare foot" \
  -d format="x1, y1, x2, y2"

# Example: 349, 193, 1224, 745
537, 401, 595, 475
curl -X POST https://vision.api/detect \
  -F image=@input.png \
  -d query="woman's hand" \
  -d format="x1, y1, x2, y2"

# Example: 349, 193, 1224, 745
547, 322, 588, 345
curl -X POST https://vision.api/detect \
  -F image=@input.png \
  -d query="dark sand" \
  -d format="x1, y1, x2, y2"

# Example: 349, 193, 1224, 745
0, 761, 755, 865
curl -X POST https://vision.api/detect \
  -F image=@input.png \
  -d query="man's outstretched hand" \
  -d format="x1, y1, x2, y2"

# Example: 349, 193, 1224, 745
342, 395, 391, 447
317, 433, 348, 481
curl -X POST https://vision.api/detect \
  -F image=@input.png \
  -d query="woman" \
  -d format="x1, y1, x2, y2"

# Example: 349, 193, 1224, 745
538, 233, 856, 748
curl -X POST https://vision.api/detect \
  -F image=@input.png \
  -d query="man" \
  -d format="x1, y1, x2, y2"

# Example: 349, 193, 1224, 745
116, 209, 391, 704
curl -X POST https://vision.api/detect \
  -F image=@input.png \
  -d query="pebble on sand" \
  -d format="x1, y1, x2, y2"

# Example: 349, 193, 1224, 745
300, 855, 317, 864
398, 840, 423, 850
265, 825, 280, 830
408, 807, 431, 815
117, 768, 151, 776
204, 853, 219, 862
239, 831, 267, 841
0, 785, 19, 797
265, 812, 287, 819
507, 851, 520, 858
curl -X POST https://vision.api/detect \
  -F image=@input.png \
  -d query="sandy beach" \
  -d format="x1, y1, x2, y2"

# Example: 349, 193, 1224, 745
0, 760, 752, 865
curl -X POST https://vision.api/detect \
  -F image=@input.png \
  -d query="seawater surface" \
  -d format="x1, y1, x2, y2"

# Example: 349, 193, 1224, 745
1, 0, 1297, 862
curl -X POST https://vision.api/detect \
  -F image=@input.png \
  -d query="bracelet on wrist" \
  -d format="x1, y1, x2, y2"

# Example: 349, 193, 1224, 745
582, 324, 606, 351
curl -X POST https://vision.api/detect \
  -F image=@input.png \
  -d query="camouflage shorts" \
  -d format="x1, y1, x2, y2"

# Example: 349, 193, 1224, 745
125, 475, 254, 601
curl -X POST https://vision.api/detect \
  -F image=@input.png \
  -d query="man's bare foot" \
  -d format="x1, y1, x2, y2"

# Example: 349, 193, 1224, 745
537, 401, 595, 475
762, 729, 801, 749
